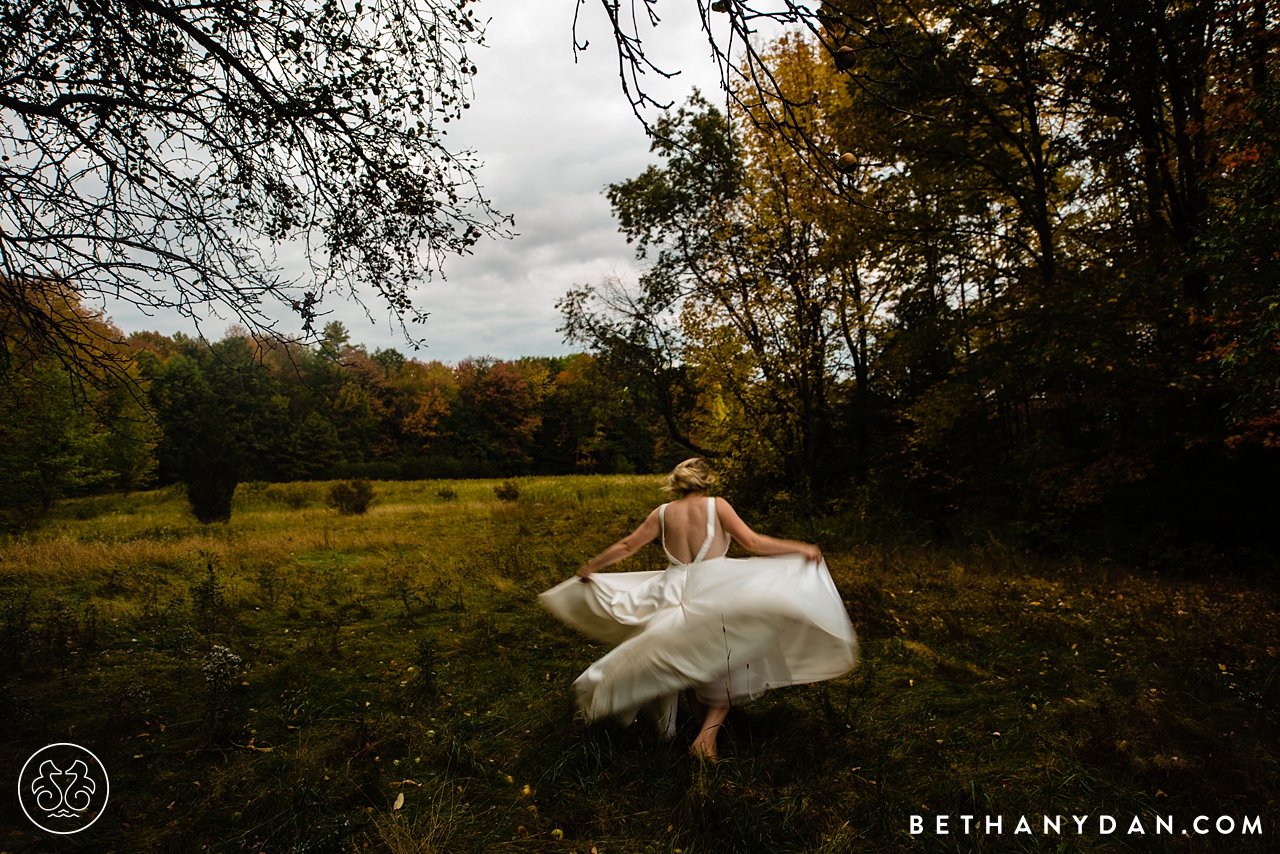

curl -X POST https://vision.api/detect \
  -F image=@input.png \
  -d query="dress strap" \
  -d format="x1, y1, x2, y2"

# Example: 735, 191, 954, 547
693, 496, 717, 563
659, 504, 678, 564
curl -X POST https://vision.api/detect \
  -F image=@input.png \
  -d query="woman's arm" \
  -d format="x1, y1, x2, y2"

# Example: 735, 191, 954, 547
577, 508, 662, 580
715, 498, 821, 562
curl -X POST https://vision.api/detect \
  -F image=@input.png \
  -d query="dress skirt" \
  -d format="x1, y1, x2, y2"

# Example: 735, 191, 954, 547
539, 554, 858, 737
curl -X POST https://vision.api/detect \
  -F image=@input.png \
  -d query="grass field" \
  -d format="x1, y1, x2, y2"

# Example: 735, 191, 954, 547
1, 476, 1277, 853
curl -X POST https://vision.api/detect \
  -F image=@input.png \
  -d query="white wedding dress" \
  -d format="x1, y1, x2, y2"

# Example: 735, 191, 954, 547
539, 497, 858, 739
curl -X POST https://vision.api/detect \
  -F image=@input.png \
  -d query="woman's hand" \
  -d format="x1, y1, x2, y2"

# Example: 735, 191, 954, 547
575, 508, 661, 582
797, 543, 821, 563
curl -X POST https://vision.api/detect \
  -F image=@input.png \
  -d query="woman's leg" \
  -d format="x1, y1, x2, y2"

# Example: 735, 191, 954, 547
685, 688, 706, 723
690, 703, 728, 760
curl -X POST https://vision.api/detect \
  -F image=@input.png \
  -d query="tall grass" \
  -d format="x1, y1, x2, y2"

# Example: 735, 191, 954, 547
0, 475, 1276, 852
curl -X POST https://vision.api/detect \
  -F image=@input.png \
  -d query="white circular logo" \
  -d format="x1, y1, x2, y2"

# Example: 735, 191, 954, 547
17, 743, 110, 834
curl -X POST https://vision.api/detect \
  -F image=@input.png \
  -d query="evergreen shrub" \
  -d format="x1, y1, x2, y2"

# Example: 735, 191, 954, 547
327, 479, 375, 515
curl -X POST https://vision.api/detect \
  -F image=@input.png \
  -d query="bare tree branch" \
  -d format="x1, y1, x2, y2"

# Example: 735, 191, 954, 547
0, 0, 513, 382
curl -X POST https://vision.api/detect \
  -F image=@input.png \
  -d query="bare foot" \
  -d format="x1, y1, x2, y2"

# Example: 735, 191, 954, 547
689, 703, 728, 762
690, 737, 719, 762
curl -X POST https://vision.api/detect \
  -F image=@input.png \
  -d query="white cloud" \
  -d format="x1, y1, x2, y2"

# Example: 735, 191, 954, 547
104, 0, 732, 362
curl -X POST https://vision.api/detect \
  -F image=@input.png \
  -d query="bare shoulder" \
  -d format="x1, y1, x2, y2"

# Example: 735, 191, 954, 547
713, 497, 757, 544
713, 496, 748, 526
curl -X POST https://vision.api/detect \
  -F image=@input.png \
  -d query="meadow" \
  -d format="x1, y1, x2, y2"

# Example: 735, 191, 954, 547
0, 476, 1276, 853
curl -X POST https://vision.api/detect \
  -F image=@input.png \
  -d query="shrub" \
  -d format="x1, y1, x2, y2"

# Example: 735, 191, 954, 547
186, 472, 237, 524
436, 485, 457, 501
494, 480, 519, 502
327, 478, 375, 515
275, 482, 316, 510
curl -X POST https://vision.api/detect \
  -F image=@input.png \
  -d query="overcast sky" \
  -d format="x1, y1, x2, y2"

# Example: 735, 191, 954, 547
103, 1, 739, 362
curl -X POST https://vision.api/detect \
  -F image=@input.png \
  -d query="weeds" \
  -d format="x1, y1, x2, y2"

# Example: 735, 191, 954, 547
190, 560, 226, 632
255, 560, 280, 605
78, 602, 99, 648
387, 555, 423, 620
0, 591, 33, 664
113, 682, 154, 715
158, 623, 195, 656
411, 638, 438, 700
275, 482, 317, 510
313, 607, 347, 656
201, 643, 241, 723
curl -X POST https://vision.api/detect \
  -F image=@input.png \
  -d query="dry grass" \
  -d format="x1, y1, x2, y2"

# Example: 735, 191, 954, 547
1, 476, 1277, 852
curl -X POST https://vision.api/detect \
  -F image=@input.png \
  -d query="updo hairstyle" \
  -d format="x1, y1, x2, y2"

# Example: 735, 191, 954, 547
662, 457, 716, 496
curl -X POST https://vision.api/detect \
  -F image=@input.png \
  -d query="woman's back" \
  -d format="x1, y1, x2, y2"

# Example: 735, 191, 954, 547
660, 495, 729, 565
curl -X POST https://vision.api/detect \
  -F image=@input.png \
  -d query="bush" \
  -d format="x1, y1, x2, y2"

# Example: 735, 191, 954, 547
493, 480, 519, 502
273, 482, 316, 510
186, 473, 237, 524
327, 479, 375, 515
437, 486, 457, 501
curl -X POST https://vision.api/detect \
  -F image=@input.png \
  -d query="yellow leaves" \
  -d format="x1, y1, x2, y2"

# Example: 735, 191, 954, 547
402, 386, 451, 443
392, 792, 404, 811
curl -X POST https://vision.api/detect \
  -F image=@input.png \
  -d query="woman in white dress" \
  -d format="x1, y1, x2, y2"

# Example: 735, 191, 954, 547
539, 459, 858, 760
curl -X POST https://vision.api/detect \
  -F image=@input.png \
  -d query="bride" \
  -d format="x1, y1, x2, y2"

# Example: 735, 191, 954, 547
540, 458, 858, 760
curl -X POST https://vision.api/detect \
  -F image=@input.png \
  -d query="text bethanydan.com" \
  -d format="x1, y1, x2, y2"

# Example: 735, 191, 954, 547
908, 814, 1261, 837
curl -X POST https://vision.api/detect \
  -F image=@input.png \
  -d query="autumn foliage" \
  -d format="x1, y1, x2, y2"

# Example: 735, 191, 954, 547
566, 6, 1280, 555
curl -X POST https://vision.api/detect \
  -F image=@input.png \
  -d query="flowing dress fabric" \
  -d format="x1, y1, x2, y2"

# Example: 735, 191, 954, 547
538, 498, 858, 738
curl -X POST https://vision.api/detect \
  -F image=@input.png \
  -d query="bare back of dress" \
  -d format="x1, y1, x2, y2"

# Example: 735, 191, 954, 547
659, 497, 729, 565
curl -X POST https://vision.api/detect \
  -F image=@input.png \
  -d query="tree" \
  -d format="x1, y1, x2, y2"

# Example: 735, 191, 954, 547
534, 353, 658, 474
0, 291, 153, 526
0, 357, 111, 526
452, 358, 544, 472
567, 49, 884, 496
1205, 78, 1280, 449
812, 0, 1280, 531
559, 272, 713, 459
1, 0, 510, 374
144, 333, 286, 522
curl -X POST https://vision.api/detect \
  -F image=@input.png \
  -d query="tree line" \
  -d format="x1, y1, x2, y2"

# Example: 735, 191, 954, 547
0, 310, 683, 528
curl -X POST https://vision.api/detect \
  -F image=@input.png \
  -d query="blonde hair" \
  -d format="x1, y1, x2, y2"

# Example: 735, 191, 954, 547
662, 458, 716, 496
